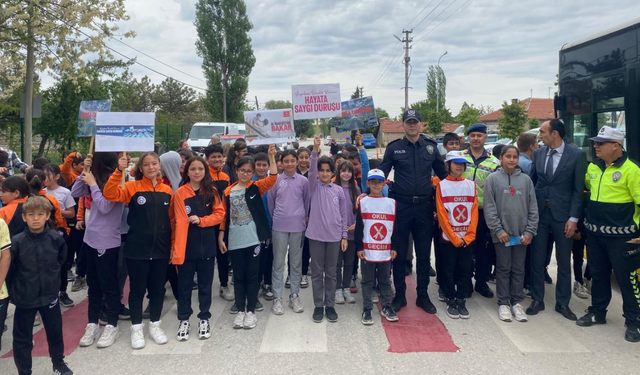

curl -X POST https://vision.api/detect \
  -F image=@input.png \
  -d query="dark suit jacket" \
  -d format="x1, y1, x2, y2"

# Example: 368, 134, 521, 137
530, 143, 587, 222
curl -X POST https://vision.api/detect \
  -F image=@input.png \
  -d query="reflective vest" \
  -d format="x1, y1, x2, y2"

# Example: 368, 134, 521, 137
439, 178, 476, 242
462, 149, 500, 208
360, 196, 396, 262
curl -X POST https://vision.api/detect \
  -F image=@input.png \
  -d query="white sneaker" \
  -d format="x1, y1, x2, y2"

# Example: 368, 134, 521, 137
335, 289, 345, 304
130, 323, 146, 349
96, 325, 119, 348
498, 305, 512, 322
289, 294, 304, 313
244, 311, 257, 329
343, 289, 356, 304
219, 286, 235, 301
79, 323, 100, 347
176, 320, 190, 341
272, 298, 284, 315
584, 279, 592, 294
511, 304, 528, 322
371, 290, 380, 303
234, 312, 245, 329
573, 281, 589, 299
198, 319, 211, 340
34, 313, 42, 326
149, 320, 168, 345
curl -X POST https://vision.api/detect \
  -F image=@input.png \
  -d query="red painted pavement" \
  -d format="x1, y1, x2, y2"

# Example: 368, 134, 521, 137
379, 275, 459, 353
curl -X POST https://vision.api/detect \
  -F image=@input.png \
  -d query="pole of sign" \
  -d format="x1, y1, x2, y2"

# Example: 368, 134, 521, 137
121, 152, 127, 186
88, 137, 95, 172
316, 118, 319, 136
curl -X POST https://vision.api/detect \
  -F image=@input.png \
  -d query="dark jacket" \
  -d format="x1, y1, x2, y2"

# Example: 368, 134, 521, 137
9, 228, 67, 308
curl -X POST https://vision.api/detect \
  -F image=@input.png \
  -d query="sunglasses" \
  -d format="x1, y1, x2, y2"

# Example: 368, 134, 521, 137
594, 141, 615, 146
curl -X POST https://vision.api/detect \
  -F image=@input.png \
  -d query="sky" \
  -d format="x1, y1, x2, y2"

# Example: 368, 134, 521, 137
41, 0, 640, 119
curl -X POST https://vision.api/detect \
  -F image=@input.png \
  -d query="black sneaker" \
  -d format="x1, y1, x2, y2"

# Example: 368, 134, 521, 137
361, 310, 373, 325
312, 307, 324, 323
119, 306, 131, 320
429, 266, 436, 277
230, 303, 239, 314
381, 306, 399, 322
576, 310, 606, 327
66, 270, 75, 282
53, 361, 73, 375
391, 296, 407, 312
59, 292, 74, 308
71, 277, 86, 292
437, 288, 446, 302
325, 307, 338, 322
458, 299, 470, 319
142, 304, 151, 319
446, 299, 459, 319
474, 282, 494, 298
416, 296, 437, 314
255, 300, 264, 312
625, 322, 640, 343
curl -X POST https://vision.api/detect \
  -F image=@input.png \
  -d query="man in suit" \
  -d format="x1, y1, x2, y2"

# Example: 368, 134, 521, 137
526, 119, 587, 320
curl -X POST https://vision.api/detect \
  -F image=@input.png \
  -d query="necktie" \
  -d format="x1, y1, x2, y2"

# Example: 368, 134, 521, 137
546, 149, 556, 180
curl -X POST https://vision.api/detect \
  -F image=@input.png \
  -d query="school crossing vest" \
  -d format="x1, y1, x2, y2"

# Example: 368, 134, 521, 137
439, 178, 476, 242
360, 196, 396, 262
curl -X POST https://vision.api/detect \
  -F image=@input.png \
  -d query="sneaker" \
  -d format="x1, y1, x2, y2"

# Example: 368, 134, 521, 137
437, 288, 446, 302
335, 289, 345, 304
233, 312, 245, 329
381, 306, 399, 322
371, 290, 380, 303
230, 303, 239, 314
219, 286, 234, 301
71, 277, 86, 292
67, 270, 76, 282
523, 288, 532, 298
244, 311, 257, 329
263, 284, 274, 300
59, 292, 74, 307
625, 322, 640, 343
487, 274, 496, 284
198, 319, 211, 339
573, 281, 589, 299
511, 303, 528, 322
576, 310, 607, 327
99, 310, 108, 326
349, 278, 358, 293
446, 300, 460, 319
79, 323, 100, 347
97, 324, 119, 348
313, 307, 324, 323
149, 320, 168, 345
584, 279, 593, 294
130, 323, 145, 349
142, 304, 150, 319
52, 361, 73, 375
499, 305, 513, 322
192, 282, 198, 290
429, 266, 436, 277
362, 310, 373, 325
255, 300, 264, 312
458, 299, 470, 319
325, 307, 338, 322
34, 313, 42, 326
300, 275, 309, 288
119, 306, 131, 320
272, 298, 284, 315
343, 289, 356, 304
289, 294, 304, 313
176, 321, 190, 341
285, 276, 291, 288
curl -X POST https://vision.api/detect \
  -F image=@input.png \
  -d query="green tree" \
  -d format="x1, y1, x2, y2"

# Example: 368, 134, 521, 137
426, 65, 446, 111
195, 0, 256, 123
456, 105, 482, 131
350, 86, 363, 99
375, 107, 389, 119
528, 117, 540, 130
153, 78, 197, 149
498, 101, 528, 140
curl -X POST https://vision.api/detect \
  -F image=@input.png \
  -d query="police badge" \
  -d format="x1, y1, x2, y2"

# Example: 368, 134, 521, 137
427, 145, 434, 154
612, 171, 622, 183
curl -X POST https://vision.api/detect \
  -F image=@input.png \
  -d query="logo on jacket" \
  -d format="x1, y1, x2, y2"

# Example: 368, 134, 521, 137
254, 245, 261, 257
137, 196, 146, 205
97, 248, 106, 257
164, 202, 169, 206
250, 194, 257, 200
612, 171, 622, 183
394, 150, 406, 154
370, 223, 387, 240
186, 205, 191, 215
427, 145, 434, 154
50, 298, 59, 308
279, 180, 287, 187
333, 196, 339, 205
454, 205, 468, 222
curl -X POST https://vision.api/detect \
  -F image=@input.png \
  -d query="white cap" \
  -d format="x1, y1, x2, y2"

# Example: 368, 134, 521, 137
445, 150, 467, 164
589, 126, 625, 145
367, 169, 385, 181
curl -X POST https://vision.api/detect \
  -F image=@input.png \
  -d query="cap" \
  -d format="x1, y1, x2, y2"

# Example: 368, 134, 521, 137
402, 109, 421, 122
367, 169, 385, 181
445, 150, 468, 164
346, 136, 351, 140
466, 123, 487, 135
589, 126, 625, 145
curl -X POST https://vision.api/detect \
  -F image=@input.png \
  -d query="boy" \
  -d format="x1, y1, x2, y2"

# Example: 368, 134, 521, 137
253, 152, 275, 302
442, 132, 461, 154
356, 169, 399, 325
0, 219, 10, 350
9, 196, 72, 375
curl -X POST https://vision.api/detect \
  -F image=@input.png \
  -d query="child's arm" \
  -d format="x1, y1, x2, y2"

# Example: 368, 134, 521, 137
358, 147, 369, 193
57, 236, 68, 268
70, 173, 90, 198
482, 177, 507, 242
435, 184, 463, 248
390, 201, 398, 259
308, 151, 318, 196
338, 188, 348, 240
61, 207, 75, 219
463, 192, 479, 246
48, 197, 70, 235
256, 174, 277, 196
266, 176, 277, 219
103, 169, 131, 203
354, 206, 364, 259
61, 152, 79, 187
198, 195, 226, 228
0, 221, 11, 292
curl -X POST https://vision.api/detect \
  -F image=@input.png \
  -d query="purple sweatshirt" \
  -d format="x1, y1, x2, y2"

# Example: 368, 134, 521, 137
71, 173, 124, 250
306, 152, 347, 242
339, 185, 360, 241
267, 172, 309, 233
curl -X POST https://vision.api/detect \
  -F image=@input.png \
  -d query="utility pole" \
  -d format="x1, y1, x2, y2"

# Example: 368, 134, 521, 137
395, 30, 413, 110
255, 96, 259, 110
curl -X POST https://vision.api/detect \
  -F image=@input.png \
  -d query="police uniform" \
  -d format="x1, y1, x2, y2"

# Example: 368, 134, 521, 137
379, 110, 447, 311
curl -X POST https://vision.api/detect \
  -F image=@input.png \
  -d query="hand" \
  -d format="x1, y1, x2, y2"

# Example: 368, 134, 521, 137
188, 215, 201, 225
573, 232, 582, 241
355, 131, 363, 147
498, 233, 510, 244
458, 239, 467, 248
355, 193, 368, 209
118, 155, 128, 171
347, 224, 355, 233
341, 238, 348, 252
84, 154, 93, 170
268, 144, 277, 159
75, 152, 83, 160
357, 250, 366, 260
218, 238, 228, 254
76, 221, 85, 230
521, 234, 532, 246
565, 220, 577, 239
313, 136, 321, 152
390, 250, 397, 260
82, 171, 97, 187
0, 167, 6, 174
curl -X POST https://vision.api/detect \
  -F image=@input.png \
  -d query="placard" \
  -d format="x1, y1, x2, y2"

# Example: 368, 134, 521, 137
77, 100, 112, 137
291, 84, 341, 120
95, 112, 155, 152
244, 109, 296, 146
333, 96, 378, 133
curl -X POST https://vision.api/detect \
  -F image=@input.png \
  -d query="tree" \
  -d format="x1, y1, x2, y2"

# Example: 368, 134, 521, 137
264, 99, 310, 137
375, 107, 389, 119
528, 117, 540, 130
456, 105, 482, 131
498, 101, 528, 140
426, 65, 446, 111
195, 0, 256, 123
350, 86, 363, 99
1, 1, 134, 163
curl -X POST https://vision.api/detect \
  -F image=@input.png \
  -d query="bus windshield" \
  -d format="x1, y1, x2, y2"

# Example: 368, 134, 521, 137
189, 125, 225, 139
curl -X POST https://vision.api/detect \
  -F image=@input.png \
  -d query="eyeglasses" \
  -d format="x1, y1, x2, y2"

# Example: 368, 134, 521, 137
238, 169, 254, 175
594, 141, 614, 146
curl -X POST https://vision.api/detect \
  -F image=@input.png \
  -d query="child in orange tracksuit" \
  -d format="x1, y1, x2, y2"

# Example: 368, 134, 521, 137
435, 151, 478, 320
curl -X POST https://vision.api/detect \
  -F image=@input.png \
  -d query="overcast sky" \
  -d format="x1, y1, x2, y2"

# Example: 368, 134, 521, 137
43, 0, 640, 119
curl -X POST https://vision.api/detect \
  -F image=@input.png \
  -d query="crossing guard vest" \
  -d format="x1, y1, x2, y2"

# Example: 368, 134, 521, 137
360, 196, 396, 262
439, 178, 476, 242
462, 149, 499, 208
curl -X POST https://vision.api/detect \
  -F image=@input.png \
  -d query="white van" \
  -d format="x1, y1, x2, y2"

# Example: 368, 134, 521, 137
187, 122, 246, 153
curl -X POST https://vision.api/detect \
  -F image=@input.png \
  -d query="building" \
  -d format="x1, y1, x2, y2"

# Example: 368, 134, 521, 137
380, 118, 404, 144
480, 98, 554, 132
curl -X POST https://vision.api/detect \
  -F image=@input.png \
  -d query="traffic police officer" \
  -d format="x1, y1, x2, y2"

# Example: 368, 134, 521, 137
380, 109, 447, 314
576, 126, 640, 343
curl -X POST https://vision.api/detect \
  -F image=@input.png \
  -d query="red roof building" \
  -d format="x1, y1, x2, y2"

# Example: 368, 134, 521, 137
480, 98, 554, 131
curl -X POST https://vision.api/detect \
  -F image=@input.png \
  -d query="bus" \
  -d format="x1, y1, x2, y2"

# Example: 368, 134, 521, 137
556, 17, 639, 162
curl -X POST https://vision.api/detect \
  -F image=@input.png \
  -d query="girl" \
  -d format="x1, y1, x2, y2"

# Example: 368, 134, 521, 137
223, 141, 248, 184
307, 136, 348, 323
173, 156, 225, 341
297, 148, 311, 177
333, 153, 347, 172
219, 146, 277, 329
483, 146, 539, 323
71, 152, 125, 348
103, 152, 174, 349
334, 160, 360, 305
0, 176, 30, 235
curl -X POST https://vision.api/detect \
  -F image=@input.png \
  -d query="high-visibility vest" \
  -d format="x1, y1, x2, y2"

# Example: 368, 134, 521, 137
439, 178, 476, 242
462, 149, 500, 208
360, 196, 396, 262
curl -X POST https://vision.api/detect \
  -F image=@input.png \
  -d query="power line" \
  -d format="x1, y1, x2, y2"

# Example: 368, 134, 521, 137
410, 0, 447, 32
414, 0, 472, 45
403, 0, 437, 29
414, 0, 458, 38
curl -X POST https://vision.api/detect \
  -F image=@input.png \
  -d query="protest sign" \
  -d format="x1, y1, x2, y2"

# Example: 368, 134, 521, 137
332, 96, 378, 133
77, 100, 112, 137
95, 112, 155, 152
291, 84, 341, 120
243, 109, 296, 145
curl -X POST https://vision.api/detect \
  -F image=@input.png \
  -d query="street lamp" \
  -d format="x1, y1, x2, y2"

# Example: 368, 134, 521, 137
436, 51, 448, 113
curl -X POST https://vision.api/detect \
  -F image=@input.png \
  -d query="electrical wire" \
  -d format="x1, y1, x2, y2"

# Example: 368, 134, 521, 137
414, 0, 472, 45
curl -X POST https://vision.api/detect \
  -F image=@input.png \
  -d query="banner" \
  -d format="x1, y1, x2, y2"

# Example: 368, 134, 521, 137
291, 84, 341, 120
95, 112, 156, 152
77, 100, 112, 137
243, 109, 296, 146
332, 96, 378, 133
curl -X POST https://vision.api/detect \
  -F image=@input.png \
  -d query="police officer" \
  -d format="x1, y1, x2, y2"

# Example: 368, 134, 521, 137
380, 109, 447, 314
576, 126, 640, 343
